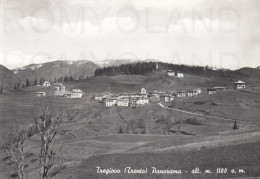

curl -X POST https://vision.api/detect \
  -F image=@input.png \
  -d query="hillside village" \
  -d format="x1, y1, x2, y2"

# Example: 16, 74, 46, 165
37, 82, 83, 98
35, 66, 247, 107
93, 70, 247, 107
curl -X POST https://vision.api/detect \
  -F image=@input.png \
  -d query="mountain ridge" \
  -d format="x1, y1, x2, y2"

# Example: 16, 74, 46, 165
95, 59, 160, 67
1, 59, 259, 92
13, 60, 99, 83
0, 65, 16, 92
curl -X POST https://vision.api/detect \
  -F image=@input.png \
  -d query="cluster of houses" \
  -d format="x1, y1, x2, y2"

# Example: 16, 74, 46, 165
167, 70, 184, 78
166, 70, 246, 92
54, 83, 83, 98
175, 89, 202, 98
37, 82, 83, 98
95, 88, 149, 107
95, 87, 203, 107
37, 81, 50, 97
37, 76, 246, 102
206, 80, 246, 95
95, 79, 247, 107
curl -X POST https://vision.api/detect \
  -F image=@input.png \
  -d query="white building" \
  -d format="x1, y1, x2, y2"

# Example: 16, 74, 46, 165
95, 95, 103, 101
187, 91, 193, 97
63, 91, 73, 98
63, 89, 83, 99
169, 95, 175, 101
141, 88, 147, 94
42, 81, 50, 87
177, 91, 186, 97
187, 90, 198, 97
176, 72, 184, 78
72, 89, 83, 93
37, 92, 46, 97
105, 99, 117, 107
117, 99, 129, 107
196, 88, 202, 94
154, 90, 166, 94
234, 80, 246, 89
71, 89, 83, 98
160, 94, 174, 102
70, 93, 82, 98
167, 70, 175, 76
55, 83, 66, 96
141, 94, 148, 98
130, 98, 137, 107
207, 88, 217, 94
129, 93, 142, 98
166, 95, 174, 102
136, 97, 149, 105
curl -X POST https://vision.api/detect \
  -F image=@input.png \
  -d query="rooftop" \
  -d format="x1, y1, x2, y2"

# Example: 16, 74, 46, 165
235, 80, 245, 84
178, 91, 186, 93
207, 88, 217, 91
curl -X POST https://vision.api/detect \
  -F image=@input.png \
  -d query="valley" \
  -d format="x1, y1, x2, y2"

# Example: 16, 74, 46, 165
0, 66, 260, 178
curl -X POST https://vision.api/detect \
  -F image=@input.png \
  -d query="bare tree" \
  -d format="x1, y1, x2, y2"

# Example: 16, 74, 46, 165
176, 116, 183, 135
142, 110, 149, 134
117, 108, 128, 133
34, 98, 64, 179
176, 122, 181, 135
161, 111, 175, 135
5, 125, 30, 179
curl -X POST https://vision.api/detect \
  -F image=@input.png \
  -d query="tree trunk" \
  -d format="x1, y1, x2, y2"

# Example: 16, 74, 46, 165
40, 165, 44, 179
40, 134, 47, 179
18, 141, 25, 179
18, 162, 24, 179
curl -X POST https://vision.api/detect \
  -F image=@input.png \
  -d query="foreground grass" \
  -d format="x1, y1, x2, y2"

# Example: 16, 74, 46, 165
61, 139, 260, 179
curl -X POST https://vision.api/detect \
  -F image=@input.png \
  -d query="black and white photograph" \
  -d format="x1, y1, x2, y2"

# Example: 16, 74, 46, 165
0, 0, 260, 178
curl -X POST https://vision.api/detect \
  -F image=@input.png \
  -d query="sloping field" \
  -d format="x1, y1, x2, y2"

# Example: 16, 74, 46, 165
1, 130, 260, 178
59, 132, 260, 179
64, 72, 217, 95
170, 88, 260, 124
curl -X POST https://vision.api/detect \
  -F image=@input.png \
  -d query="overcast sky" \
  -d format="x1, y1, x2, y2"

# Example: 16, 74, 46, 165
0, 0, 259, 69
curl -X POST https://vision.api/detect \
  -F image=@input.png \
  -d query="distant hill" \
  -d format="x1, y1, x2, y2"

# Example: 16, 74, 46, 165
3, 60, 260, 91
13, 60, 99, 84
96, 59, 138, 67
94, 62, 260, 85
94, 62, 157, 76
96, 59, 160, 67
0, 65, 16, 92
234, 67, 260, 84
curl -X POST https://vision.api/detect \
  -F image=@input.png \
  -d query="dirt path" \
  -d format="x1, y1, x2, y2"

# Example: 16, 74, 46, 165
158, 102, 253, 124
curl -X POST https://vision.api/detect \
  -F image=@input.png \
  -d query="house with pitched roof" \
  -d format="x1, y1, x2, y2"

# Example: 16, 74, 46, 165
234, 80, 246, 89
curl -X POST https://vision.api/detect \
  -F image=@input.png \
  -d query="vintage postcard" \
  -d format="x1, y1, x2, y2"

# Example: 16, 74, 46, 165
0, 0, 259, 178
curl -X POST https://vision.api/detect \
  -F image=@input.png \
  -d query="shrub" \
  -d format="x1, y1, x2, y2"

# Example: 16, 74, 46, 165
194, 101, 206, 105
233, 120, 239, 129
185, 118, 204, 125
